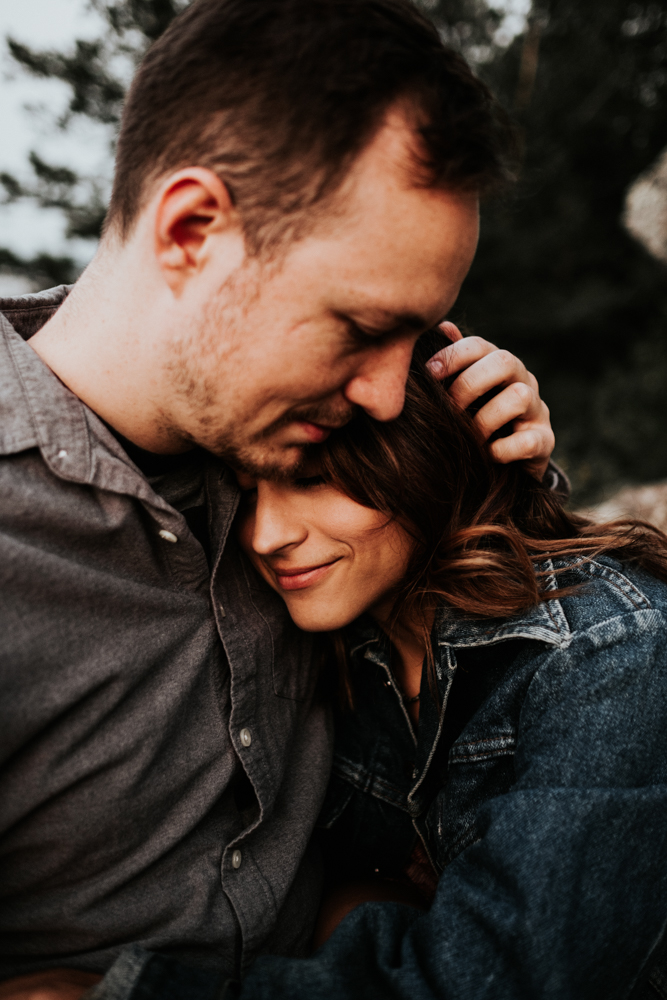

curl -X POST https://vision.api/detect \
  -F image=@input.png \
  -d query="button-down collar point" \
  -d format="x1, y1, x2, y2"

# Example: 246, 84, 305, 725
158, 529, 178, 543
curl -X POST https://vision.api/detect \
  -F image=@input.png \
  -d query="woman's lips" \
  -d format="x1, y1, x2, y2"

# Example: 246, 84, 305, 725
273, 559, 341, 591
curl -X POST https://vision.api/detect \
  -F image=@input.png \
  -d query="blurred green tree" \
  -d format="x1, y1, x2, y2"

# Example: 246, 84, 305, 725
450, 0, 667, 500
1, 0, 666, 501
0, 0, 187, 285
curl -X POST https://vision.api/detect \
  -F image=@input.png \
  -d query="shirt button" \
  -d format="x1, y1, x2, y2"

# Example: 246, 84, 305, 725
158, 529, 178, 543
232, 849, 242, 869
239, 728, 252, 747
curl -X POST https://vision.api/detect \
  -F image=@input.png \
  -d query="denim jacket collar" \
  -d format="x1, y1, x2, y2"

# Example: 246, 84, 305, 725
435, 578, 572, 650
347, 565, 572, 674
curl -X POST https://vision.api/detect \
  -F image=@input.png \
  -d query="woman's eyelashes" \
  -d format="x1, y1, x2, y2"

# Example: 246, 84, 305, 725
239, 485, 258, 506
293, 475, 326, 489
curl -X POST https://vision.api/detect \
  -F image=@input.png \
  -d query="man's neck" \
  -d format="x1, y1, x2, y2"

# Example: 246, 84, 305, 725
27, 253, 190, 456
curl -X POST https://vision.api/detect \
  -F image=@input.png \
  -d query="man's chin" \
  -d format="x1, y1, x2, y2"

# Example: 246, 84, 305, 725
216, 439, 314, 481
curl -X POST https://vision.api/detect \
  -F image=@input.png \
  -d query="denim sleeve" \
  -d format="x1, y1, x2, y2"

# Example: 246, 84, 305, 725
236, 611, 667, 1000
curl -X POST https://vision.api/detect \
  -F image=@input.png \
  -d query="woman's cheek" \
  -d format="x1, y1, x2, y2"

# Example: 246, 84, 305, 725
236, 507, 256, 555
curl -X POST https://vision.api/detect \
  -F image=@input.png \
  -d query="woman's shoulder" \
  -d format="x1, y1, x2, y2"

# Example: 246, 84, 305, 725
435, 554, 667, 657
552, 553, 667, 638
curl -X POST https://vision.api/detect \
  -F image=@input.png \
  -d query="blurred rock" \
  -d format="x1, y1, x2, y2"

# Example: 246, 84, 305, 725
624, 147, 667, 265
583, 481, 667, 532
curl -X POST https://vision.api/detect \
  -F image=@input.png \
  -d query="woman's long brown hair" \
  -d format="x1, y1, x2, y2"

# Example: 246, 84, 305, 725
318, 329, 667, 692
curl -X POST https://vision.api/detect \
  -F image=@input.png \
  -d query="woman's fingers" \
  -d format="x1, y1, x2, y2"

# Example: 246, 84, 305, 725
472, 380, 542, 441
427, 330, 554, 480
474, 382, 553, 480
427, 333, 497, 383
428, 337, 538, 416
429, 332, 555, 479
487, 422, 555, 481
449, 347, 538, 411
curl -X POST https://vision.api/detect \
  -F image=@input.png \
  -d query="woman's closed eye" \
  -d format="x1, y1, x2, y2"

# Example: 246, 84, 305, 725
238, 484, 258, 507
293, 475, 326, 489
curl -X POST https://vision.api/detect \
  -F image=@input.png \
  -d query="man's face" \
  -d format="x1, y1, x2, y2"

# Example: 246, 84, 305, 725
161, 111, 480, 477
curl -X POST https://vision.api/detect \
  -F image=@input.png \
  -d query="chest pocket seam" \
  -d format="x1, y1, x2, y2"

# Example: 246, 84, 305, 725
449, 734, 516, 764
333, 756, 410, 812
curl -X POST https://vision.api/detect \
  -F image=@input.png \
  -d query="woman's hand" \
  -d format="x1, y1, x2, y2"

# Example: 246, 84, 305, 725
427, 322, 554, 482
313, 877, 427, 950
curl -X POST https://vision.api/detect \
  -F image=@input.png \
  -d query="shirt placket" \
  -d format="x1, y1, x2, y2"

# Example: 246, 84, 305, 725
205, 463, 281, 976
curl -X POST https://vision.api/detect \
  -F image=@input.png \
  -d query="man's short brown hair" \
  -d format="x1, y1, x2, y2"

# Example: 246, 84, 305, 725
106, 0, 516, 256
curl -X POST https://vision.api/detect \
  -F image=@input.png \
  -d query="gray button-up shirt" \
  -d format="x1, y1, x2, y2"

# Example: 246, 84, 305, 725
0, 287, 332, 982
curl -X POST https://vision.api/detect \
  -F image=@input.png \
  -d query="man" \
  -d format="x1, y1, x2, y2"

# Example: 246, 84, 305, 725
0, 1, 558, 997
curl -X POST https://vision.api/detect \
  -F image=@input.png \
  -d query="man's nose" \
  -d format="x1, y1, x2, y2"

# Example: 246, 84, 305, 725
251, 483, 307, 555
342, 336, 416, 421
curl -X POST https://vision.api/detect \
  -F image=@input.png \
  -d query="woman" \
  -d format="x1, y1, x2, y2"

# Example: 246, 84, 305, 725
235, 329, 667, 999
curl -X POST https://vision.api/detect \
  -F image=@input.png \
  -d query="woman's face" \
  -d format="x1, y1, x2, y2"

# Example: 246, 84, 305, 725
236, 473, 414, 631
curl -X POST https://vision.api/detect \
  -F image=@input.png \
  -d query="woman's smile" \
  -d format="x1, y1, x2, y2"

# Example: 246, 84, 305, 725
236, 474, 414, 631
272, 558, 343, 591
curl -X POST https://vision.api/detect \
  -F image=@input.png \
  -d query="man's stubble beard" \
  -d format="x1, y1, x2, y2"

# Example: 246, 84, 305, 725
208, 396, 357, 480
162, 262, 356, 479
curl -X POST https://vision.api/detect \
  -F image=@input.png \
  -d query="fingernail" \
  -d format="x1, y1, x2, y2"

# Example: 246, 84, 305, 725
427, 358, 445, 377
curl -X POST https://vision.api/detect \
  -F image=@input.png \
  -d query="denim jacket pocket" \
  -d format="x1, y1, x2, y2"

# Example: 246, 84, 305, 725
429, 734, 517, 871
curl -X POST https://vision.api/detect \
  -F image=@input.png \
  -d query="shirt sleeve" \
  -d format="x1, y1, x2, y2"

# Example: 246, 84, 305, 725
235, 610, 667, 1000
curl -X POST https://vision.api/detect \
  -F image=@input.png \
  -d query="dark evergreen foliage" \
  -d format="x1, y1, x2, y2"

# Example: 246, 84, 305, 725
1, 0, 666, 501
453, 0, 667, 500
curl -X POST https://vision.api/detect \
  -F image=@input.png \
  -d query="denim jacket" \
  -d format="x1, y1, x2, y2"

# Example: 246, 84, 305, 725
233, 554, 667, 999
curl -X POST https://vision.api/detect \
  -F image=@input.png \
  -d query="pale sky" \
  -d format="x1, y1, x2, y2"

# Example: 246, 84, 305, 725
0, 0, 113, 289
0, 0, 531, 294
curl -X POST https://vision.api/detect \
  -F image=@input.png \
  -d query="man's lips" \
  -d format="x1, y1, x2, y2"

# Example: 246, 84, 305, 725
273, 558, 341, 591
293, 421, 334, 443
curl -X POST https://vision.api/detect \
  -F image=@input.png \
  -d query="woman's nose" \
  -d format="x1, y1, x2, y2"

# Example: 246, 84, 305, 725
251, 482, 308, 555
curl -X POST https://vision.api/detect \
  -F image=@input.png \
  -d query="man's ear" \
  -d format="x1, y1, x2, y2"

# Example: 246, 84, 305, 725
154, 167, 243, 293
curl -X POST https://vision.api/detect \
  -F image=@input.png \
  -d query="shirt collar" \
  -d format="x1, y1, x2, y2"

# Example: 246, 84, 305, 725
0, 286, 93, 482
0, 286, 211, 516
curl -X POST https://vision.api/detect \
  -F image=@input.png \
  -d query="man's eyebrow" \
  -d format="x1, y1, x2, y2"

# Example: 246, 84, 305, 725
361, 310, 443, 332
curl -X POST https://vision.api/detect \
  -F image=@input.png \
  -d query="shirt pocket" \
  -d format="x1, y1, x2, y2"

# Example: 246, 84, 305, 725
429, 734, 517, 871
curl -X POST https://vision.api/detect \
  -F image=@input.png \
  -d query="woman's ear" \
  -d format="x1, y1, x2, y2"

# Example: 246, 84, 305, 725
153, 167, 244, 293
